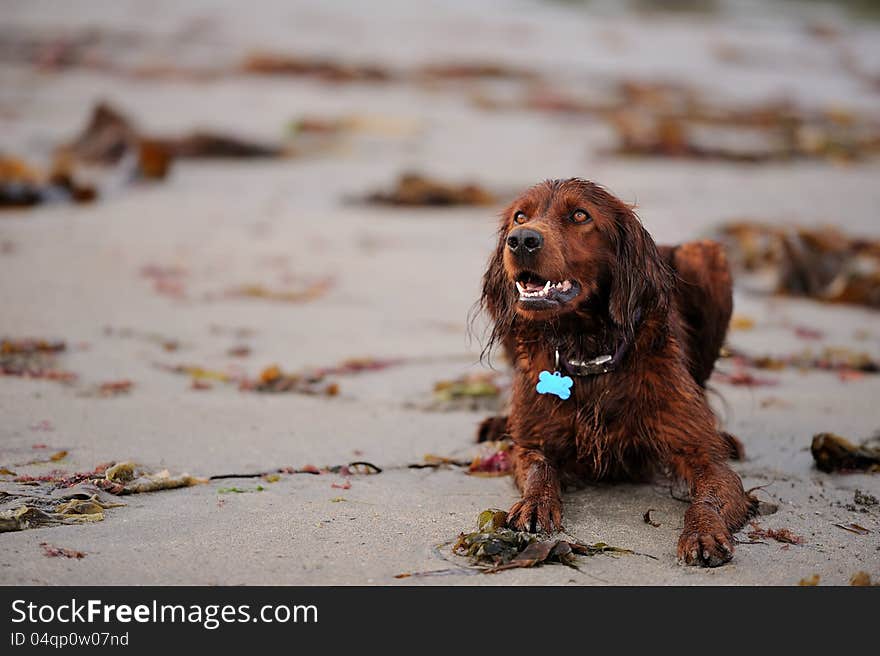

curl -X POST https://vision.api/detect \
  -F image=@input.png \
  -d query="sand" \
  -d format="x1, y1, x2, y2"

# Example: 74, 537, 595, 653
1, 0, 879, 585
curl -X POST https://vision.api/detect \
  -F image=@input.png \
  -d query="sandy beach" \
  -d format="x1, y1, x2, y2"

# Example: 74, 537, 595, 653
1, 0, 879, 585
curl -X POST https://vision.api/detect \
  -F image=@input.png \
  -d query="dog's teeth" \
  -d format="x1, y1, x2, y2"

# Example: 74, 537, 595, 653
518, 279, 574, 300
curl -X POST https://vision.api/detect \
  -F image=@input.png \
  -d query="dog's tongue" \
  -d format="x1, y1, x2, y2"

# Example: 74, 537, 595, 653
523, 281, 545, 292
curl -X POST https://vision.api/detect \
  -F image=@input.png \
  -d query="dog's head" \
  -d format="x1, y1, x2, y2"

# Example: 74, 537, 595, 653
481, 178, 671, 350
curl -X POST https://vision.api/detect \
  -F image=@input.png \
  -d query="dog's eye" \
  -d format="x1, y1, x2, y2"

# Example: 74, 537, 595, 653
570, 208, 592, 224
513, 211, 528, 224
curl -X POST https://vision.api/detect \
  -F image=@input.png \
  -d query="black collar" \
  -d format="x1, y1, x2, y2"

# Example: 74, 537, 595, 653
561, 336, 630, 376
559, 310, 641, 377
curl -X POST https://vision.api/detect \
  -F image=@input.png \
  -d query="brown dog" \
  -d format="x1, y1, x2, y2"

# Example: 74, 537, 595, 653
479, 178, 756, 567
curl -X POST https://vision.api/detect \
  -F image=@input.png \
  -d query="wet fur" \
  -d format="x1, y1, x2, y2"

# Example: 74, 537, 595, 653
479, 178, 756, 567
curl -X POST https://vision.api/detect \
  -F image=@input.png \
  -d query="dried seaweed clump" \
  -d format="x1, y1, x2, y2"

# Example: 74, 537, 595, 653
811, 433, 880, 473
607, 83, 880, 164
0, 461, 205, 532
747, 522, 805, 545
1, 155, 95, 209
63, 102, 285, 180
467, 440, 513, 477
453, 509, 632, 573
364, 173, 496, 207
716, 222, 880, 309
0, 338, 75, 382
242, 52, 392, 83
430, 372, 503, 411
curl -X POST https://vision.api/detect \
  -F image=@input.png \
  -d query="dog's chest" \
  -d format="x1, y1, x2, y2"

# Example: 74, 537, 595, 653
522, 373, 655, 480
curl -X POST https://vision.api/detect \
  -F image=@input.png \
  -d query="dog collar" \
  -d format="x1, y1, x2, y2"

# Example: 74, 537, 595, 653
535, 345, 622, 400
536, 311, 641, 398
564, 334, 634, 376
561, 310, 641, 377
565, 352, 616, 376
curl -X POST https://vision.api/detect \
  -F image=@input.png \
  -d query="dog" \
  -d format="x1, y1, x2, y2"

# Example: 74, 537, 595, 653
478, 178, 756, 567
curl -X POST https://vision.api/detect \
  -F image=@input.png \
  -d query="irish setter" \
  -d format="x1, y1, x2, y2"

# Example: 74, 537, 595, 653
478, 178, 756, 567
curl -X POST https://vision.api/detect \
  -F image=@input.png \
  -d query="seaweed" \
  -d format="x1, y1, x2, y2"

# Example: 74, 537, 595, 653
157, 133, 282, 159
40, 543, 86, 559
363, 173, 496, 207
850, 572, 874, 586
226, 278, 333, 304
103, 462, 207, 494
713, 370, 779, 387
208, 461, 382, 480
217, 486, 264, 494
6, 450, 69, 468
467, 440, 513, 477
476, 78, 880, 165
160, 356, 406, 397
408, 454, 471, 470
811, 433, 880, 473
433, 373, 501, 405
85, 380, 134, 398
747, 522, 805, 545
0, 486, 125, 533
0, 460, 204, 533
799, 574, 821, 586
242, 365, 340, 396
425, 372, 505, 412
242, 52, 392, 83
0, 155, 96, 209
452, 509, 634, 573
0, 338, 76, 382
724, 347, 880, 380
717, 222, 880, 309
0, 507, 71, 532
63, 102, 286, 178
416, 62, 536, 82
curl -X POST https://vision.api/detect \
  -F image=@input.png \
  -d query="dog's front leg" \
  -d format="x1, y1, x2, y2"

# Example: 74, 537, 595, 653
506, 445, 563, 533
673, 461, 756, 567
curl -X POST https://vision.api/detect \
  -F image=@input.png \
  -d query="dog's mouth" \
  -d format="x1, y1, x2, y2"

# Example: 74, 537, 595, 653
514, 271, 581, 308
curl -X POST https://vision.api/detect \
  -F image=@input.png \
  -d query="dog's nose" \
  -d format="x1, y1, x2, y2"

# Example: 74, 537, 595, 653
507, 228, 543, 254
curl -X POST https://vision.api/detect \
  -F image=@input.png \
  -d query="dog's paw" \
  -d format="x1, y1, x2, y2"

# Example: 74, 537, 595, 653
507, 495, 563, 533
677, 528, 734, 567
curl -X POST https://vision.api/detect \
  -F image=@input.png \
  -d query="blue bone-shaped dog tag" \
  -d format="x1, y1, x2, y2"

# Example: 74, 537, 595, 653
536, 370, 573, 400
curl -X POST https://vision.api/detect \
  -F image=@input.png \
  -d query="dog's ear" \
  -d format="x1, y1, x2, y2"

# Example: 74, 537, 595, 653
477, 220, 517, 361
481, 224, 510, 322
607, 208, 671, 337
